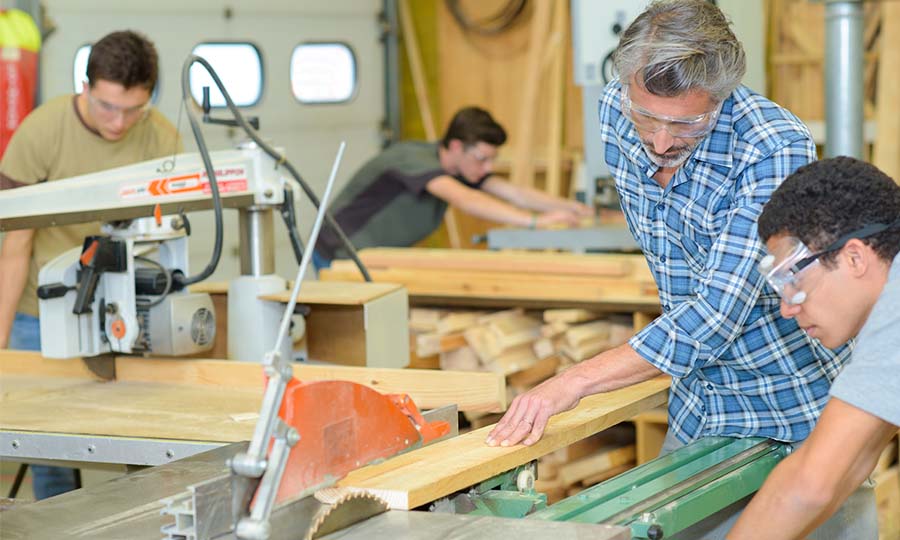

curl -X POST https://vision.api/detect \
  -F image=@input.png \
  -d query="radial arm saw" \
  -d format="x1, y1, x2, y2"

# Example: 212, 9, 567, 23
0, 146, 299, 360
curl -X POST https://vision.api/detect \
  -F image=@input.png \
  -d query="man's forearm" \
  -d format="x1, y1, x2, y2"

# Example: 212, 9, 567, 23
0, 229, 35, 348
454, 190, 534, 226
728, 451, 836, 539
563, 343, 664, 399
509, 185, 576, 212
729, 400, 896, 539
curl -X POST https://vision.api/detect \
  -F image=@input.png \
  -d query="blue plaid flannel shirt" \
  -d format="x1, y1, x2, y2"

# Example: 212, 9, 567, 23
599, 80, 852, 444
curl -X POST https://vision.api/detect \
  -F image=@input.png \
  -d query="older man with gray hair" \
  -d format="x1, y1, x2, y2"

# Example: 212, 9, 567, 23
486, 1, 876, 538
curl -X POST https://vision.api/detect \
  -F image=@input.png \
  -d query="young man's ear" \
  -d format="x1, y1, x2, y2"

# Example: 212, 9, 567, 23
842, 239, 870, 277
447, 139, 464, 153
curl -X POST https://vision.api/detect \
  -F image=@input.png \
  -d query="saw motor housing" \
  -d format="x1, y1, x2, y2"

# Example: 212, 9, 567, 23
37, 216, 215, 358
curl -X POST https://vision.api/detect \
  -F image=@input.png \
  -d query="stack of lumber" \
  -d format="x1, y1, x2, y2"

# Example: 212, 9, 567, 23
534, 426, 637, 504
320, 248, 659, 308
409, 307, 638, 433
410, 307, 634, 376
541, 309, 634, 364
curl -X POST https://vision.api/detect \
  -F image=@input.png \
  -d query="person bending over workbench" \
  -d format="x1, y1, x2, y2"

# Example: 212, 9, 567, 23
486, 1, 875, 537
0, 30, 181, 499
727, 157, 900, 539
313, 106, 592, 266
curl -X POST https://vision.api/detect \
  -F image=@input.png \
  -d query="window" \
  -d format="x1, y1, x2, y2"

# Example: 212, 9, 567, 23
290, 43, 356, 104
72, 44, 160, 102
189, 42, 263, 108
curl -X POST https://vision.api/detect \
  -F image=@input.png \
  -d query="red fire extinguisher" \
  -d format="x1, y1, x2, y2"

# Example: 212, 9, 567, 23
0, 9, 41, 158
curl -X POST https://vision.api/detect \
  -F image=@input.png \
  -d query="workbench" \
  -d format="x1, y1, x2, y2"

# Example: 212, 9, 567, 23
0, 351, 505, 467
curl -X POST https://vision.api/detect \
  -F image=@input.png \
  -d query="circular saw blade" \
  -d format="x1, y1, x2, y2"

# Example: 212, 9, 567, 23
307, 491, 389, 540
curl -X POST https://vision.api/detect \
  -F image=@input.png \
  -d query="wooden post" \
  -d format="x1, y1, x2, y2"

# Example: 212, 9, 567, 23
399, 0, 464, 246
510, 0, 554, 187
398, 0, 437, 140
545, 0, 568, 198
874, 3, 900, 181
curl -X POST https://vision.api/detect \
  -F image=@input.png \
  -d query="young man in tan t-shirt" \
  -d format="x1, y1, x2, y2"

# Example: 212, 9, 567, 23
0, 30, 181, 499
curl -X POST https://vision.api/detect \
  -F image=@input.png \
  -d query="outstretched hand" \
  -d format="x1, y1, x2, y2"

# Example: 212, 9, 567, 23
485, 375, 581, 447
535, 209, 581, 228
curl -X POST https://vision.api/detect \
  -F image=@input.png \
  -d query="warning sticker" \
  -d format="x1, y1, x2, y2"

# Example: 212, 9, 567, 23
119, 167, 249, 200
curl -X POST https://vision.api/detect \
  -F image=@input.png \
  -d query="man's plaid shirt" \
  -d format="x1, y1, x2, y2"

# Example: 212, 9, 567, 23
598, 80, 851, 443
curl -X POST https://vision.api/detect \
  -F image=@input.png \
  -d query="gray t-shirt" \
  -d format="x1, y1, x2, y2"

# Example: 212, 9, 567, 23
830, 253, 900, 426
316, 141, 484, 260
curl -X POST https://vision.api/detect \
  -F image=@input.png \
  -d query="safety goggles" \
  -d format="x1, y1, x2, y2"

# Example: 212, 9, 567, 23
759, 220, 900, 305
620, 85, 721, 139
86, 90, 151, 120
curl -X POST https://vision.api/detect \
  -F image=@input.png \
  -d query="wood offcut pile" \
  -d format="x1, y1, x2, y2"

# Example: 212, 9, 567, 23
410, 307, 633, 381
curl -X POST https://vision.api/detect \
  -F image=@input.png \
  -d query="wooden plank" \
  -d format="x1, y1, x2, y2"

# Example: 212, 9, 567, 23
439, 346, 481, 372
558, 444, 636, 486
259, 281, 403, 305
507, 355, 560, 390
435, 311, 481, 334
399, 0, 437, 141
322, 265, 659, 307
115, 357, 507, 413
415, 332, 467, 357
633, 312, 656, 333
0, 350, 103, 380
874, 3, 900, 181
565, 320, 611, 347
191, 280, 403, 306
633, 407, 669, 465
510, 0, 553, 187
337, 376, 670, 509
581, 463, 635, 487
486, 343, 537, 376
544, 0, 568, 197
0, 375, 262, 443
354, 248, 638, 278
544, 309, 602, 324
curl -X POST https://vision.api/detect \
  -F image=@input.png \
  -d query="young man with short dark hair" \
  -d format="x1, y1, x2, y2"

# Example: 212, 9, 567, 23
728, 156, 900, 539
0, 29, 181, 499
314, 106, 592, 264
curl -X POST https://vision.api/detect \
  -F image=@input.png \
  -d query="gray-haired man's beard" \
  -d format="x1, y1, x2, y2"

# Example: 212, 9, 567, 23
640, 139, 698, 169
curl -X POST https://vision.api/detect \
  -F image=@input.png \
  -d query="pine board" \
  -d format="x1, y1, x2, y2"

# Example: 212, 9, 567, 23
321, 265, 659, 307
337, 376, 670, 509
355, 248, 646, 279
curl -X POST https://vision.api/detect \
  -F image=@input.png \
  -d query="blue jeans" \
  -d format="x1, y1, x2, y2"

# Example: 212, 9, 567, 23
312, 250, 331, 272
9, 313, 79, 500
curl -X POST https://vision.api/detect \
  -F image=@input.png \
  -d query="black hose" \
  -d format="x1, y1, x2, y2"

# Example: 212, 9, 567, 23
180, 55, 371, 282
175, 56, 225, 286
280, 188, 306, 265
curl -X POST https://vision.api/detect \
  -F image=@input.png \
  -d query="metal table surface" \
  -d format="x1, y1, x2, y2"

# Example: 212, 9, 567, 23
2, 439, 629, 540
1, 443, 243, 540
321, 511, 631, 540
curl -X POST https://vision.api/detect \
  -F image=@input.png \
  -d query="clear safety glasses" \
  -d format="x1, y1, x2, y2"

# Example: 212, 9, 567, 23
759, 220, 900, 305
620, 85, 721, 139
86, 91, 151, 120
758, 238, 821, 305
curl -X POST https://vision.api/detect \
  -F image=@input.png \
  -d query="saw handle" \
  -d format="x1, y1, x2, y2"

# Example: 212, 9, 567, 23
72, 237, 127, 315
